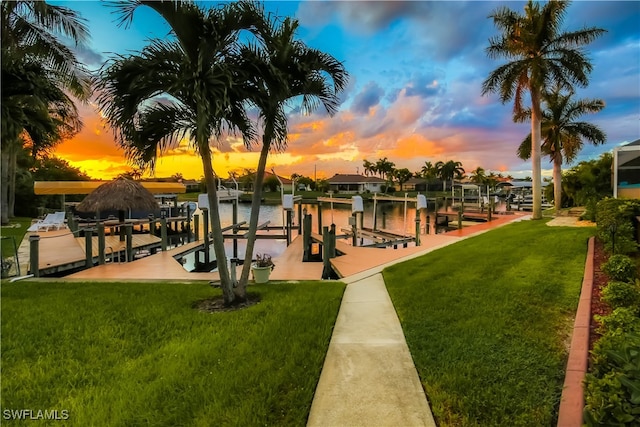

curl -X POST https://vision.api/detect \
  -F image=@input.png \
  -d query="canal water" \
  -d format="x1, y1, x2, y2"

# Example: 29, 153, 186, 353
180, 198, 492, 272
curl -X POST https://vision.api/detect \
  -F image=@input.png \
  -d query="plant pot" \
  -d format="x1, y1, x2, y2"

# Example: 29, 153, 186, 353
251, 264, 272, 284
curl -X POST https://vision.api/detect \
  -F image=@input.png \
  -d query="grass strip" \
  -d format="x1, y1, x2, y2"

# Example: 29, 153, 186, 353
384, 220, 594, 426
1, 280, 344, 426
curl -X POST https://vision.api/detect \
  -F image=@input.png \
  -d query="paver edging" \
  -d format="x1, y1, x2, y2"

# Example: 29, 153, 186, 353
557, 236, 594, 427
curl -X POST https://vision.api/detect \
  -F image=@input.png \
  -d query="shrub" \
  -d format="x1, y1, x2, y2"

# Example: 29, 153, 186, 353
595, 307, 640, 336
584, 332, 640, 427
581, 198, 598, 222
602, 255, 638, 282
602, 280, 640, 311
596, 198, 640, 255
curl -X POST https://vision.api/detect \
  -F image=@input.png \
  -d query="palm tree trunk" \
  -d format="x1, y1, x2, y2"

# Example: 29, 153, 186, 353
530, 89, 543, 220
553, 153, 563, 213
200, 147, 234, 304
8, 146, 17, 218
239, 135, 271, 289
1, 151, 10, 225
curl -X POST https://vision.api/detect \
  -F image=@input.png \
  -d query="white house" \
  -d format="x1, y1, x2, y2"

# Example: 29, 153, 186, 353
613, 139, 640, 199
326, 174, 386, 194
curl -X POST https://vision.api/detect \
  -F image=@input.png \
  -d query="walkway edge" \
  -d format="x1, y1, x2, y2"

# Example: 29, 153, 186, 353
557, 236, 594, 427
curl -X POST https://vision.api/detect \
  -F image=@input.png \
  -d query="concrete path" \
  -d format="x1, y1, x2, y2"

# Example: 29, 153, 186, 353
307, 273, 436, 427
307, 213, 530, 426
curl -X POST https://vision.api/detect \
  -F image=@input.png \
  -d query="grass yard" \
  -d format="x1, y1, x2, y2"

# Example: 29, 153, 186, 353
384, 220, 594, 426
1, 280, 345, 426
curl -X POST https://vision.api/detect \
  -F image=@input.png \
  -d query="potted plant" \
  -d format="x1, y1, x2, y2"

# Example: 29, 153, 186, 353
251, 253, 275, 284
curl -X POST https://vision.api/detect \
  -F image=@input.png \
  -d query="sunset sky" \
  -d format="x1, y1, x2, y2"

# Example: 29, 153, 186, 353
51, 1, 640, 181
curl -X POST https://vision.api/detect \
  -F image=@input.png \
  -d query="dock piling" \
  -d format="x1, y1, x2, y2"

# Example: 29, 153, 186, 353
98, 223, 106, 265
161, 217, 167, 251
302, 212, 311, 262
84, 229, 93, 267
126, 224, 133, 262
322, 226, 331, 279
29, 235, 40, 277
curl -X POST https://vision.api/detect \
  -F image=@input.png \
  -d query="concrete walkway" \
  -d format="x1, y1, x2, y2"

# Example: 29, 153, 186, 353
307, 214, 530, 426
307, 273, 437, 427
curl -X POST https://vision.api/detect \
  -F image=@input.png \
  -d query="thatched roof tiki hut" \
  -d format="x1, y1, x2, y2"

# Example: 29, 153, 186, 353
76, 178, 159, 235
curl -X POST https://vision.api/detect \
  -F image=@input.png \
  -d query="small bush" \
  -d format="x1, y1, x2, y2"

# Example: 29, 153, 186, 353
602, 255, 638, 282
596, 307, 640, 336
602, 280, 640, 311
584, 332, 640, 427
596, 198, 640, 255
582, 198, 598, 222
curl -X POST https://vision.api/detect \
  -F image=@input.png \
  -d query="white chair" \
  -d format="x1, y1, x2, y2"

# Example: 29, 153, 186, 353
28, 212, 66, 232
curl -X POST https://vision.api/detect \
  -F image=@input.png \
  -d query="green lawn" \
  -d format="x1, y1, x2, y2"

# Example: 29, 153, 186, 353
384, 220, 594, 426
1, 280, 345, 426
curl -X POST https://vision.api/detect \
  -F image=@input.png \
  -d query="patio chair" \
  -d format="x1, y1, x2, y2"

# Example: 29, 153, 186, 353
27, 212, 67, 232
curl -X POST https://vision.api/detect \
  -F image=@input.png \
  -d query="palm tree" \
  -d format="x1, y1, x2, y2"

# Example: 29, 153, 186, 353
362, 159, 376, 177
482, 0, 605, 219
1, 0, 91, 224
418, 161, 438, 192
469, 167, 487, 185
516, 88, 606, 212
436, 160, 465, 192
236, 15, 347, 290
96, 0, 263, 305
393, 168, 413, 191
375, 157, 395, 181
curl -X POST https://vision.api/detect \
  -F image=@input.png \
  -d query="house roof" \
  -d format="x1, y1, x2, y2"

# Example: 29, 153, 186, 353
326, 174, 385, 184
405, 177, 426, 185
618, 139, 640, 168
228, 171, 292, 185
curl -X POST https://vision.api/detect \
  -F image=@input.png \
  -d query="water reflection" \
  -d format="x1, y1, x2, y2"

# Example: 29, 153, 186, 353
178, 198, 507, 272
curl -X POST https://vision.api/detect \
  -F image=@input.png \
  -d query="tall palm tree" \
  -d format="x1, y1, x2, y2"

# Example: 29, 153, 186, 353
482, 0, 605, 219
469, 166, 487, 185
516, 88, 606, 212
436, 160, 465, 192
362, 159, 375, 177
236, 15, 347, 290
1, 0, 90, 224
96, 0, 263, 305
375, 157, 395, 181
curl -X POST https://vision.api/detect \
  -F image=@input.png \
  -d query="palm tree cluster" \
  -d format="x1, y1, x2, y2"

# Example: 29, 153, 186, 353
1, 0, 91, 224
95, 1, 347, 305
482, 0, 606, 219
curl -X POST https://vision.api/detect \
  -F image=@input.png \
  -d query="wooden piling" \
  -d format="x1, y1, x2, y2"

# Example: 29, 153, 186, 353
84, 229, 93, 267
322, 226, 331, 279
161, 217, 168, 251
331, 228, 336, 258
29, 235, 40, 277
126, 224, 133, 262
303, 213, 311, 262
97, 223, 106, 265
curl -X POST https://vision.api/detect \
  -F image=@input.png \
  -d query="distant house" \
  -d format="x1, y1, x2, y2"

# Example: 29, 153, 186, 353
613, 139, 640, 199
234, 171, 293, 193
326, 174, 386, 194
181, 179, 200, 192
